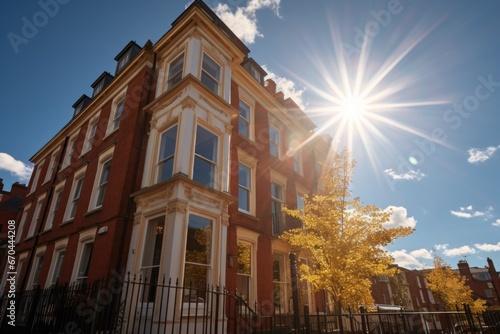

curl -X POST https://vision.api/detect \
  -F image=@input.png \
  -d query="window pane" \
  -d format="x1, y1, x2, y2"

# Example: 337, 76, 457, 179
238, 164, 250, 187
238, 164, 250, 211
271, 182, 282, 200
238, 188, 249, 212
51, 251, 65, 286
193, 157, 214, 187
158, 125, 177, 182
202, 54, 220, 80
77, 242, 93, 283
201, 54, 220, 93
96, 160, 111, 207
186, 215, 212, 265
195, 127, 218, 162
237, 243, 251, 275
167, 54, 184, 88
184, 214, 212, 287
239, 100, 250, 137
194, 126, 217, 187
113, 100, 124, 129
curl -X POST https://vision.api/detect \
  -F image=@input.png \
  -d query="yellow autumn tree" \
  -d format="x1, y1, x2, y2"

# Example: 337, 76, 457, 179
426, 256, 486, 313
281, 148, 413, 312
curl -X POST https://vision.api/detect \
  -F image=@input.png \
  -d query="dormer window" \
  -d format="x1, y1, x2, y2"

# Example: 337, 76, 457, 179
201, 53, 221, 94
72, 95, 91, 117
91, 72, 114, 98
114, 41, 141, 75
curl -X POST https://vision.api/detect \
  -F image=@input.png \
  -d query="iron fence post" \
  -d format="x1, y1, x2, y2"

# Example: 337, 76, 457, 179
289, 252, 301, 333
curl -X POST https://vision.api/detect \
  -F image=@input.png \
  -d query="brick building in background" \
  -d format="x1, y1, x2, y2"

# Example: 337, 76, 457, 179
0, 179, 27, 282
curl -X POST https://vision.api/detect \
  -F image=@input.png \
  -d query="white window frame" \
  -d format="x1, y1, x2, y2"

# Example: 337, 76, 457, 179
28, 246, 46, 289
238, 99, 251, 139
183, 213, 215, 287
200, 53, 222, 94
272, 251, 290, 313
89, 147, 114, 210
45, 181, 65, 231
165, 53, 184, 90
140, 215, 166, 303
46, 238, 68, 288
106, 89, 127, 135
156, 124, 178, 183
64, 167, 87, 222
269, 125, 281, 159
82, 113, 100, 154
44, 149, 59, 184
62, 135, 77, 169
27, 194, 46, 238
192, 125, 219, 188
236, 228, 258, 306
28, 160, 44, 194
71, 228, 96, 284
16, 205, 31, 243
293, 150, 303, 175
237, 149, 257, 216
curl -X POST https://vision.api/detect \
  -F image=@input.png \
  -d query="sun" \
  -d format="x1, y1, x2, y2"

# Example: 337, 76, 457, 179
339, 95, 367, 123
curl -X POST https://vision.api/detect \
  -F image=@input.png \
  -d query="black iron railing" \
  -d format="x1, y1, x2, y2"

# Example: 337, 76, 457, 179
2, 273, 500, 333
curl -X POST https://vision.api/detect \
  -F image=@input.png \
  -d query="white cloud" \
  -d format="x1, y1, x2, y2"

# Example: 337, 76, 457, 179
467, 145, 500, 164
391, 250, 428, 269
493, 219, 500, 227
0, 152, 33, 181
474, 242, 500, 252
442, 245, 476, 257
382, 206, 417, 229
435, 244, 448, 251
262, 65, 306, 109
383, 168, 426, 181
410, 248, 433, 259
450, 205, 493, 220
212, 0, 281, 44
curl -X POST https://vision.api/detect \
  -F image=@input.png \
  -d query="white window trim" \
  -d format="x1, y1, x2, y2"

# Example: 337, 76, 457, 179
82, 112, 101, 154
155, 124, 178, 184
62, 134, 78, 169
16, 204, 31, 243
27, 194, 46, 238
27, 246, 47, 289
28, 160, 44, 194
45, 238, 68, 288
43, 149, 60, 184
106, 88, 127, 136
200, 52, 222, 95
164, 52, 185, 91
64, 166, 87, 222
238, 98, 253, 140
71, 228, 97, 284
237, 149, 257, 216
236, 228, 259, 306
44, 181, 65, 231
269, 125, 281, 159
15, 252, 28, 289
89, 146, 114, 211
238, 89, 255, 140
192, 124, 220, 189
295, 183, 308, 212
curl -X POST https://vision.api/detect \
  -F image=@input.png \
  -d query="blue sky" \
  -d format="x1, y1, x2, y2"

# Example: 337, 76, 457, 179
1, 0, 499, 270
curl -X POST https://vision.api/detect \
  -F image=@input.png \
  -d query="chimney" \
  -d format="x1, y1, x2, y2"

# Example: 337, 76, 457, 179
457, 260, 472, 277
487, 257, 498, 277
265, 79, 277, 95
0, 178, 3, 192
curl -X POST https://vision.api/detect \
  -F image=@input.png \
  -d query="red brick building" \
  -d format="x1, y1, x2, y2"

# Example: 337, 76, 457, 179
2, 2, 331, 322
456, 258, 500, 308
0, 179, 27, 290
0, 40, 155, 292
